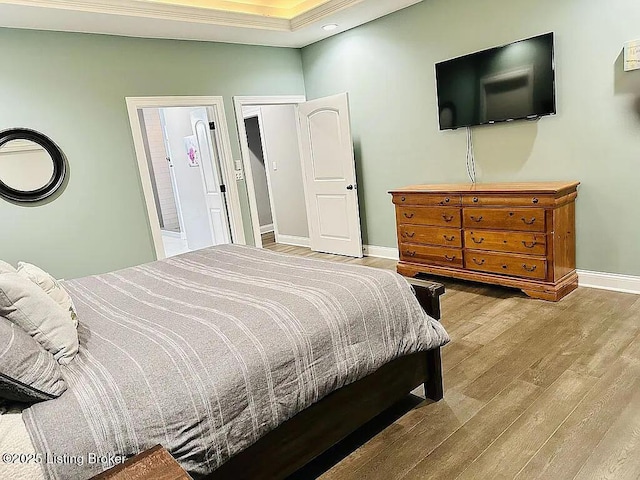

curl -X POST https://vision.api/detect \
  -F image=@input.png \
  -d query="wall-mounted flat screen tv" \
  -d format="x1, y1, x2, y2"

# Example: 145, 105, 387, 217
435, 33, 556, 130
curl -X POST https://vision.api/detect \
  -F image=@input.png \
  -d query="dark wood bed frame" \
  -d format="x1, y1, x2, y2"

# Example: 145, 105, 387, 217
206, 278, 445, 480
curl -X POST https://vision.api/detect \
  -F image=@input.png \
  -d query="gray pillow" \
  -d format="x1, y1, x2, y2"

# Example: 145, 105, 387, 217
0, 272, 78, 364
0, 316, 67, 402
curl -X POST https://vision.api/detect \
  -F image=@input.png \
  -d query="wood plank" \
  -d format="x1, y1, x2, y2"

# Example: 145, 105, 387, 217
569, 318, 640, 378
330, 380, 529, 480
441, 339, 481, 373
621, 330, 640, 361
567, 292, 640, 378
514, 357, 640, 479
518, 302, 612, 387
572, 386, 640, 480
456, 370, 597, 480
436, 388, 486, 425
400, 380, 543, 480
443, 297, 566, 394
460, 296, 530, 345
459, 296, 598, 402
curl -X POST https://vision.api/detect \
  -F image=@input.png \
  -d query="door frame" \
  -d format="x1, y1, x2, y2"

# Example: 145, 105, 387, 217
233, 95, 306, 248
126, 96, 244, 259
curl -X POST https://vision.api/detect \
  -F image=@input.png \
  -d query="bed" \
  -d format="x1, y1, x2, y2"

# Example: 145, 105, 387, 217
1, 244, 449, 480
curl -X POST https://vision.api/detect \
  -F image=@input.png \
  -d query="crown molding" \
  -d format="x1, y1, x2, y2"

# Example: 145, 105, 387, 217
290, 0, 362, 30
0, 0, 424, 47
3, 0, 291, 30
2, 0, 373, 31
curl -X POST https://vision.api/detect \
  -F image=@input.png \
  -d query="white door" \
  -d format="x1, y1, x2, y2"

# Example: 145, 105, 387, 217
297, 93, 363, 257
191, 109, 232, 245
162, 107, 213, 250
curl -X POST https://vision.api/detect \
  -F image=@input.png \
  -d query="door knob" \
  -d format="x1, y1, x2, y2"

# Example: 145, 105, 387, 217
346, 184, 355, 190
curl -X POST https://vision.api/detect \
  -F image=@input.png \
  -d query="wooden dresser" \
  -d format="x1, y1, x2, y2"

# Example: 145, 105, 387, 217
390, 182, 579, 301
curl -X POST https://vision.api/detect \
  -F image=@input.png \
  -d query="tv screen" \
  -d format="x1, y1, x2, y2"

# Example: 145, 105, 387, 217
435, 33, 556, 130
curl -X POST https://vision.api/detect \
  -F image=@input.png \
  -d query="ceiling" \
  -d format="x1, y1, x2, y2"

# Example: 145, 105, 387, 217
0, 0, 423, 48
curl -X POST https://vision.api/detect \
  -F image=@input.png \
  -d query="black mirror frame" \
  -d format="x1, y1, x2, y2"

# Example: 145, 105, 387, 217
0, 128, 67, 203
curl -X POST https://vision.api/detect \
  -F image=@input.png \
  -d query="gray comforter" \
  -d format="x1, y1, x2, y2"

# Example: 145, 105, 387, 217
23, 245, 449, 479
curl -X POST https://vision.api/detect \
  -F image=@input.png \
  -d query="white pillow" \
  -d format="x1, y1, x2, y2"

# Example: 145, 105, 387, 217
16, 262, 78, 328
0, 273, 79, 365
0, 261, 16, 275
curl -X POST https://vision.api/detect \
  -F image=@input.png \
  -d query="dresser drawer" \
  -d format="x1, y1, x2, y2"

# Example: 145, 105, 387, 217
393, 193, 461, 206
462, 194, 555, 207
399, 225, 462, 247
464, 230, 547, 255
397, 206, 461, 228
400, 244, 463, 267
464, 250, 547, 280
463, 208, 545, 232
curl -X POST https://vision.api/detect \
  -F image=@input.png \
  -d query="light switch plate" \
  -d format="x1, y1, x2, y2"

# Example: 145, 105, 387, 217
624, 39, 640, 72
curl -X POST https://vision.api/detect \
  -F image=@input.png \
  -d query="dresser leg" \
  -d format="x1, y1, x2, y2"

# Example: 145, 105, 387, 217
522, 274, 578, 301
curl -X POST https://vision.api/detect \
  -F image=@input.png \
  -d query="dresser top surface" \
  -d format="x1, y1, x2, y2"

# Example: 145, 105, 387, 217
389, 181, 580, 195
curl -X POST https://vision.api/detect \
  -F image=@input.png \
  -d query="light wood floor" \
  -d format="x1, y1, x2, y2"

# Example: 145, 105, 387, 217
263, 239, 640, 480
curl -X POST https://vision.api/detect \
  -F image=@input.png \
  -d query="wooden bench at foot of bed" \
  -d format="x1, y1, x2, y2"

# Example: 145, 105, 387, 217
207, 278, 445, 480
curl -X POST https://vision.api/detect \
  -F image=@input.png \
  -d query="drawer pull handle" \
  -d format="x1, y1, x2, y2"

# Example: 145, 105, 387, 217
403, 231, 416, 238
470, 215, 483, 222
405, 251, 416, 257
404, 212, 414, 219
471, 237, 484, 244
444, 197, 450, 203
502, 265, 508, 269
532, 197, 539, 204
442, 214, 454, 222
473, 197, 479, 203
472, 258, 485, 266
521, 217, 536, 225
443, 235, 455, 241
444, 255, 456, 261
522, 264, 537, 272
401, 196, 406, 202
522, 241, 538, 248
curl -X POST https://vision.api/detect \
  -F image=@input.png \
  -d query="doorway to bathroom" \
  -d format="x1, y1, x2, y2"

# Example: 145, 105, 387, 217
127, 96, 243, 259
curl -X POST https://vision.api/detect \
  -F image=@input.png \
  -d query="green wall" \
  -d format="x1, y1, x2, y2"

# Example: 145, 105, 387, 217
2, 0, 640, 279
0, 28, 305, 279
302, 0, 640, 276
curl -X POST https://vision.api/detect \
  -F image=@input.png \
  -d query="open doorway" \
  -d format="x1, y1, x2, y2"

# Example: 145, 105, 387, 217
127, 96, 244, 259
139, 106, 232, 257
235, 94, 363, 257
243, 112, 275, 246
234, 96, 310, 249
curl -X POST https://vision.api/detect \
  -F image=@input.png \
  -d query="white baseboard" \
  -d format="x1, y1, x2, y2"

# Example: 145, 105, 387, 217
160, 229, 182, 239
577, 270, 640, 295
363, 245, 399, 260
260, 224, 274, 234
361, 244, 640, 296
278, 235, 310, 247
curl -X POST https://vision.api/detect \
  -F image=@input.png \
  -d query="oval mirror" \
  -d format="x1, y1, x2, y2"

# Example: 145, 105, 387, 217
0, 129, 67, 203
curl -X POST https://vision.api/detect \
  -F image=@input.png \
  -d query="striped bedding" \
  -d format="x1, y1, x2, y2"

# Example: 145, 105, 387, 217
22, 245, 449, 479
